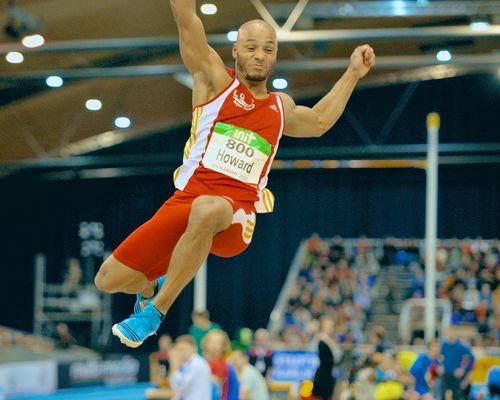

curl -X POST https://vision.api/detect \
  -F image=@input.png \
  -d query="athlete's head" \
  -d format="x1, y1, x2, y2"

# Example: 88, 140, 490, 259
233, 19, 278, 83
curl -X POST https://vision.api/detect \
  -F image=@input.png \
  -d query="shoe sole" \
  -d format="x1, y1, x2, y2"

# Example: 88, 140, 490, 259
112, 324, 155, 348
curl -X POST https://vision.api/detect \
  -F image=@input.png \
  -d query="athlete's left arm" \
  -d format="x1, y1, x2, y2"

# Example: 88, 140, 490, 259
281, 45, 375, 138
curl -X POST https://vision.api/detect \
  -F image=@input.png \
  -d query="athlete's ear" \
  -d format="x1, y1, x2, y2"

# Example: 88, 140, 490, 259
232, 43, 237, 60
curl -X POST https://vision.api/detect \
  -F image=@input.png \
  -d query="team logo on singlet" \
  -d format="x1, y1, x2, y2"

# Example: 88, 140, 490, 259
233, 90, 255, 111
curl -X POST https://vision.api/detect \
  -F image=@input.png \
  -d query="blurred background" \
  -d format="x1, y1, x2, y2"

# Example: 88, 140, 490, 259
0, 0, 499, 399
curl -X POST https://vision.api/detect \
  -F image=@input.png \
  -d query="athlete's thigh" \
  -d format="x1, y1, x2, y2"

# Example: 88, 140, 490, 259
211, 205, 256, 258
113, 193, 193, 280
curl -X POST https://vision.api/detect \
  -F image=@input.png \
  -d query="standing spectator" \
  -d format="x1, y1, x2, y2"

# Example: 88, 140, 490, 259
409, 340, 441, 399
440, 327, 475, 400
168, 335, 212, 400
230, 349, 270, 400
189, 310, 221, 354
312, 315, 342, 400
203, 329, 239, 400
385, 276, 399, 315
248, 328, 273, 378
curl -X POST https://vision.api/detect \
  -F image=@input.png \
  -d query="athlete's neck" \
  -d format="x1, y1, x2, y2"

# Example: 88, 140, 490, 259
235, 70, 269, 99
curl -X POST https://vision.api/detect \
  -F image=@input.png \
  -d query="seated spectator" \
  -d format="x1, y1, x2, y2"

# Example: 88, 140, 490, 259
229, 349, 270, 400
164, 335, 212, 400
54, 322, 75, 349
370, 326, 391, 354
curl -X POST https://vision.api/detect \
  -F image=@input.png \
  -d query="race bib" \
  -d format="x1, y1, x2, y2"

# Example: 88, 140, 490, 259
202, 122, 272, 184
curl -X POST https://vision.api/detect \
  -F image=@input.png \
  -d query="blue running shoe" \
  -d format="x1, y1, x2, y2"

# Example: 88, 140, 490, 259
112, 302, 164, 348
133, 275, 166, 314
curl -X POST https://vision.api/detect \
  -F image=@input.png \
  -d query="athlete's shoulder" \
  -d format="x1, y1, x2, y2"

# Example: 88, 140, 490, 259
274, 92, 295, 114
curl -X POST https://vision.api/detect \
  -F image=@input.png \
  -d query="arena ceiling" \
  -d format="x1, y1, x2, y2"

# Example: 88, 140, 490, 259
0, 0, 499, 163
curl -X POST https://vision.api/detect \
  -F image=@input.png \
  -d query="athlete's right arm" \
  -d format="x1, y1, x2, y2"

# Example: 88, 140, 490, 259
169, 0, 231, 91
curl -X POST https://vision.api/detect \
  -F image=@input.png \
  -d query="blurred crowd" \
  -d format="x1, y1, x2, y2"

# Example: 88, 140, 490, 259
407, 239, 500, 347
0, 325, 55, 354
148, 310, 273, 400
279, 234, 380, 348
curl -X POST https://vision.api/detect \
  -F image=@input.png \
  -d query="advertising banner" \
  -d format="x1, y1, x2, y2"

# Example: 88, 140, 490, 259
0, 360, 57, 396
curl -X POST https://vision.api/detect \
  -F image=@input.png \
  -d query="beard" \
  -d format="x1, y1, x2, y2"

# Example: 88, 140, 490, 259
237, 55, 273, 82
246, 74, 267, 82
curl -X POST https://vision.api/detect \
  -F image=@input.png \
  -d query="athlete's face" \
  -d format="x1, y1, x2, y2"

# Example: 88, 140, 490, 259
233, 21, 278, 82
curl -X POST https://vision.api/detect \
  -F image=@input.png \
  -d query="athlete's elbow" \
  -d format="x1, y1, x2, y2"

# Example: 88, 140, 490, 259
309, 128, 325, 138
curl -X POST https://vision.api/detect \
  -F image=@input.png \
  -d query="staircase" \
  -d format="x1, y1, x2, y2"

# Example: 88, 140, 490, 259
365, 265, 414, 343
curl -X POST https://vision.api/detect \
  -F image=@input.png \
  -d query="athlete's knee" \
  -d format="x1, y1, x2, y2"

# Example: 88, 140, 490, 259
94, 258, 119, 293
188, 196, 232, 233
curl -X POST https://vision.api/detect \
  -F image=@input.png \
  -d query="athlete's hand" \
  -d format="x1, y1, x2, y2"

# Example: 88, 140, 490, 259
348, 45, 375, 79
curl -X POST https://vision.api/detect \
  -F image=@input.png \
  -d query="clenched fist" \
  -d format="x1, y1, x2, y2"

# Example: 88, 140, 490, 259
348, 45, 375, 79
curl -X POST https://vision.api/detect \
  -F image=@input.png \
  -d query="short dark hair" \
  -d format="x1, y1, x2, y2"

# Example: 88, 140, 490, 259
191, 310, 210, 319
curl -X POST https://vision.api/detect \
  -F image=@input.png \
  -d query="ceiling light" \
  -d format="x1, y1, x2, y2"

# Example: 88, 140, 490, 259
85, 99, 102, 111
114, 116, 131, 129
46, 76, 64, 88
436, 50, 452, 62
5, 51, 24, 64
469, 21, 490, 31
200, 3, 217, 15
392, 0, 406, 16
226, 31, 238, 42
272, 78, 288, 90
22, 33, 45, 48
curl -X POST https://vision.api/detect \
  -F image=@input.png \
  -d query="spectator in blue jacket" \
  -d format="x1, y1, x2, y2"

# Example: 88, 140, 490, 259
440, 327, 475, 400
409, 340, 441, 399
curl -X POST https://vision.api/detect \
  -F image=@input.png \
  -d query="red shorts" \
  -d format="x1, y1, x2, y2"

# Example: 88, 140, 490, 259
113, 190, 256, 281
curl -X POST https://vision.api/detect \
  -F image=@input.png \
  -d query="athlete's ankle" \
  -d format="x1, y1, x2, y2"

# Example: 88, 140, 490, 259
140, 281, 157, 299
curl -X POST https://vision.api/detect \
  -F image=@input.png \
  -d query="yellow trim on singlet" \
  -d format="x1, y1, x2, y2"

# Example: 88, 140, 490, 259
173, 166, 181, 183
184, 107, 203, 159
261, 188, 274, 213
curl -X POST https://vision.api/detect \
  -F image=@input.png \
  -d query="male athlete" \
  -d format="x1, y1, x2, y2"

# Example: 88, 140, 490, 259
94, 0, 375, 348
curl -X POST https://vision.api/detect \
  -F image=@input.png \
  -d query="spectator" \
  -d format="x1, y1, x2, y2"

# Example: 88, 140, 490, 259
229, 349, 270, 400
487, 366, 500, 399
385, 276, 399, 315
312, 315, 342, 400
202, 329, 239, 400
167, 335, 212, 400
440, 327, 475, 400
248, 328, 273, 378
62, 258, 82, 297
373, 370, 405, 400
54, 323, 75, 349
370, 326, 391, 354
409, 340, 441, 399
150, 334, 173, 386
189, 310, 221, 354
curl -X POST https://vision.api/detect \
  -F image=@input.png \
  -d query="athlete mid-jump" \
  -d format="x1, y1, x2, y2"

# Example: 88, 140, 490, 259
94, 0, 375, 348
